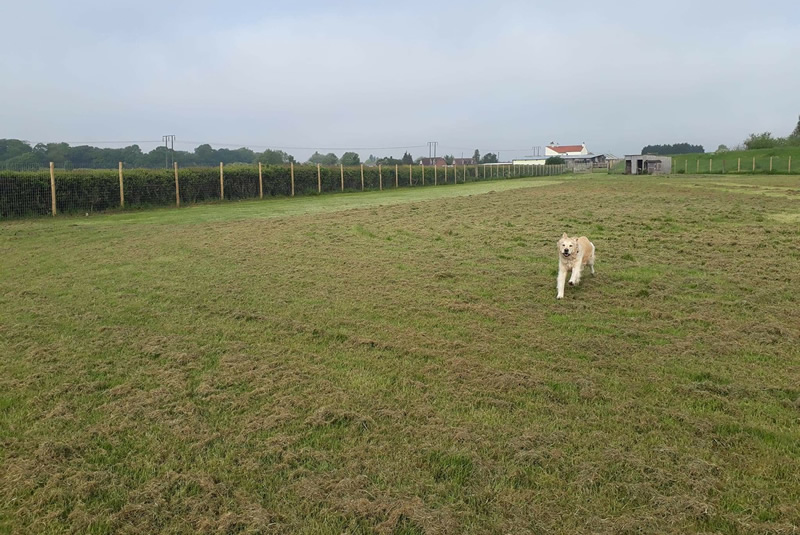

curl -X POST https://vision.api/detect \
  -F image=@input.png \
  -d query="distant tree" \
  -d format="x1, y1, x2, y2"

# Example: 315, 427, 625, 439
545, 156, 565, 165
444, 155, 454, 165
258, 149, 293, 165
364, 154, 377, 166
481, 153, 498, 164
791, 114, 800, 139
743, 132, 777, 150
473, 149, 480, 163
340, 152, 360, 166
0, 139, 33, 161
641, 143, 704, 155
716, 144, 729, 153
376, 156, 403, 166
401, 152, 413, 165
308, 151, 339, 165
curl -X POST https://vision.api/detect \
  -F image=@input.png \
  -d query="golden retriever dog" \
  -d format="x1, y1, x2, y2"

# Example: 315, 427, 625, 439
556, 233, 595, 299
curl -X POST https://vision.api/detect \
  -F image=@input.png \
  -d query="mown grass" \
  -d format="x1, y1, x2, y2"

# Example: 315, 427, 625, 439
1, 173, 799, 534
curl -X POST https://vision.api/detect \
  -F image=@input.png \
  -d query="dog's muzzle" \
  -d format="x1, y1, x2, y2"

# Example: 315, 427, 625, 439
562, 250, 570, 257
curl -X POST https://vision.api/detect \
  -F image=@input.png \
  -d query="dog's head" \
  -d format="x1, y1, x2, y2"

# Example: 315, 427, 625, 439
558, 233, 577, 258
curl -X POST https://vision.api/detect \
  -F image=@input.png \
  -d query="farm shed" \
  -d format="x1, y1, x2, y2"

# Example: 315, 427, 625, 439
624, 155, 672, 175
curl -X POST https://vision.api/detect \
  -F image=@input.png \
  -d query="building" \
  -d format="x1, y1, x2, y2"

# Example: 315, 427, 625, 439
624, 155, 672, 175
544, 143, 588, 156
420, 157, 446, 167
453, 157, 475, 166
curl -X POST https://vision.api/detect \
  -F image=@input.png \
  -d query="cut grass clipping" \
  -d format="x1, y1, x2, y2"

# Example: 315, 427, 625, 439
1, 174, 799, 534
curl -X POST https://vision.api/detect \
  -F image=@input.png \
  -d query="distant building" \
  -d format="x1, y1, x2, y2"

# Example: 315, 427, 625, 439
420, 157, 447, 167
453, 157, 476, 166
624, 155, 672, 175
545, 143, 588, 156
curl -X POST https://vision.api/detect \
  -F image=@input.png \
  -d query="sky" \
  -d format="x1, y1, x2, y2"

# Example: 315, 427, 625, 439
2, 0, 799, 162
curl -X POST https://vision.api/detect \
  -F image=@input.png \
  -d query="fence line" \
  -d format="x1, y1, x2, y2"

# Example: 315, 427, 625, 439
1, 161, 569, 220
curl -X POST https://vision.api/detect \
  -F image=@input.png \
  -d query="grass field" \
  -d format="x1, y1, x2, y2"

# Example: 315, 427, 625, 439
671, 146, 800, 174
2, 174, 799, 534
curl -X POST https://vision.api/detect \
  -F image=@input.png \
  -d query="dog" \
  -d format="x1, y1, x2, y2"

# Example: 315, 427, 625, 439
556, 233, 595, 299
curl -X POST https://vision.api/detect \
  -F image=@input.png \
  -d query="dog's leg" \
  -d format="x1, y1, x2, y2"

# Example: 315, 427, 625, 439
569, 257, 583, 286
557, 266, 567, 299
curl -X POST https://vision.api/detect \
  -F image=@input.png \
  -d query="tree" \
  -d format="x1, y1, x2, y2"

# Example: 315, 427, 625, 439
340, 152, 360, 166
376, 156, 403, 166
401, 152, 413, 165
258, 149, 293, 165
444, 155, 454, 165
791, 114, 800, 139
473, 149, 480, 163
481, 153, 498, 164
364, 154, 377, 166
641, 143, 704, 155
545, 156, 565, 165
716, 144, 729, 153
308, 151, 339, 165
743, 132, 777, 150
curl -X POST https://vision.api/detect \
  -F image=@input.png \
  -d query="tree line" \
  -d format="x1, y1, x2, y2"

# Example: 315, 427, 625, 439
641, 143, 705, 155
0, 139, 506, 170
741, 115, 800, 149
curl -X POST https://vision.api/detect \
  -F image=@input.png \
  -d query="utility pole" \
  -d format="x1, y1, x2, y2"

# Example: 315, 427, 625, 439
162, 135, 175, 169
427, 141, 438, 161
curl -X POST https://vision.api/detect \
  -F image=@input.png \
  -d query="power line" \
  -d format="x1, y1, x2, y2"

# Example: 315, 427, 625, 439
177, 140, 429, 151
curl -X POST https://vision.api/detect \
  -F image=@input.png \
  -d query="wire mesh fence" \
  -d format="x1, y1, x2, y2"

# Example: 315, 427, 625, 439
1, 162, 569, 220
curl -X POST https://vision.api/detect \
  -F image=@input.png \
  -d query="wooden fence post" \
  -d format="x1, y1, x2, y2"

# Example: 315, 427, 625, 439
219, 162, 224, 199
483, 165, 486, 179
291, 161, 295, 197
421, 163, 425, 186
340, 164, 344, 192
258, 162, 263, 199
409, 164, 412, 186
360, 164, 364, 191
379, 164, 383, 190
789, 156, 792, 174
709, 159, 712, 173
463, 165, 467, 183
174, 162, 180, 207
475, 164, 478, 178
317, 164, 321, 193
395, 164, 398, 188
752, 157, 755, 172
118, 162, 125, 208
685, 159, 688, 173
444, 164, 447, 183
49, 162, 56, 216
696, 160, 699, 173
770, 156, 773, 172
454, 165, 457, 183
737, 158, 741, 173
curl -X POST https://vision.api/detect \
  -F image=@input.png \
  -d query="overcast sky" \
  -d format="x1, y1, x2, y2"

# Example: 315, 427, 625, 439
2, 0, 799, 161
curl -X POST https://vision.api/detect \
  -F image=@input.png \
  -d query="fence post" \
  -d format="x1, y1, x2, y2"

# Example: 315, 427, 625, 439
340, 164, 344, 192
444, 164, 447, 183
421, 163, 425, 186
463, 165, 467, 182
434, 163, 437, 186
118, 162, 125, 208
395, 164, 398, 188
770, 156, 773, 172
738, 158, 741, 173
454, 165, 458, 183
696, 160, 699, 173
483, 165, 486, 179
789, 156, 792, 174
752, 157, 755, 172
258, 162, 263, 199
219, 162, 224, 199
291, 162, 295, 197
174, 162, 180, 207
685, 159, 688, 173
379, 164, 383, 190
317, 163, 321, 193
49, 162, 56, 216
409, 164, 412, 186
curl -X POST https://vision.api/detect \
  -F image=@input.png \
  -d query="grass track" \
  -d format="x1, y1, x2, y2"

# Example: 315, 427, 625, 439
1, 174, 799, 534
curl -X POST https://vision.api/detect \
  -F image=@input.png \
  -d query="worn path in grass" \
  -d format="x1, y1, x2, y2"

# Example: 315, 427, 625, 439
1, 174, 799, 534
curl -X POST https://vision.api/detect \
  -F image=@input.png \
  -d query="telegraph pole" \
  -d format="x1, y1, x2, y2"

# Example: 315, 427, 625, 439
162, 135, 175, 169
427, 141, 438, 161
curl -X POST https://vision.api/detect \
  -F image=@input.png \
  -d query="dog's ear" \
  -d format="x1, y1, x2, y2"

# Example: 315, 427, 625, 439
561, 232, 568, 239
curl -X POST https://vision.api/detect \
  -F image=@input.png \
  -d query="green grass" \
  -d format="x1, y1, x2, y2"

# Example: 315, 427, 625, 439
671, 146, 800, 174
2, 173, 800, 534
